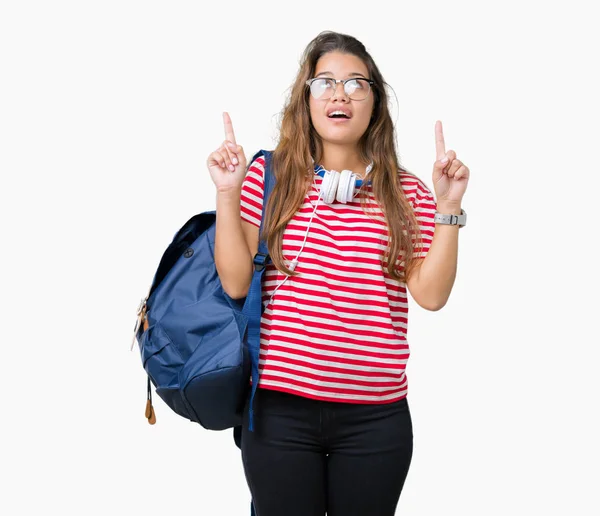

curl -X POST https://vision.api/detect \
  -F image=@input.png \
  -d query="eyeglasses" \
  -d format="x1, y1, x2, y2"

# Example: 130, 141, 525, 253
305, 77, 374, 101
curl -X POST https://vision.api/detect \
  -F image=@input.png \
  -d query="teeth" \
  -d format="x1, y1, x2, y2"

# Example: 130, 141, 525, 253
329, 111, 350, 118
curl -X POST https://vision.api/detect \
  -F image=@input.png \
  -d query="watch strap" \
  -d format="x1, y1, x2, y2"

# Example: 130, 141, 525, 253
434, 208, 467, 227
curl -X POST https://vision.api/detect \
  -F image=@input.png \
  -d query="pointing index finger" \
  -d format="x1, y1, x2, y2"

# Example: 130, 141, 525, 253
223, 112, 237, 145
435, 120, 446, 160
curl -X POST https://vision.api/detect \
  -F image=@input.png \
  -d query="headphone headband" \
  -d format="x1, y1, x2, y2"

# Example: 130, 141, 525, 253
313, 162, 373, 187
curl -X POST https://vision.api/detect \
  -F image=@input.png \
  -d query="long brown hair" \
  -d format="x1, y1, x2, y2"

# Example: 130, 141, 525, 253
261, 31, 425, 283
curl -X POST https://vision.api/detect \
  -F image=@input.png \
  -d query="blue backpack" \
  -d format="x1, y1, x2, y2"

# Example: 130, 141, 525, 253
132, 149, 274, 441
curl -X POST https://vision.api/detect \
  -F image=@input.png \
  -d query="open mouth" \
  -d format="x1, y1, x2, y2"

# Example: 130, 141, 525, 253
327, 111, 352, 122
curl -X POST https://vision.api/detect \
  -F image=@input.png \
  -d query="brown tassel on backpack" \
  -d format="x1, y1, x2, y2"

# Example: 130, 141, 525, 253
145, 376, 156, 425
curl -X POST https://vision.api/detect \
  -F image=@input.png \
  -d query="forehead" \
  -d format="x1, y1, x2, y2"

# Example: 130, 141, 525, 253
314, 52, 369, 78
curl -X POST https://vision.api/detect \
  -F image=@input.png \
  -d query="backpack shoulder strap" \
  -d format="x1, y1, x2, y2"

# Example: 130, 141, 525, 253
248, 148, 274, 225
245, 148, 274, 266
241, 149, 275, 432
257, 149, 274, 257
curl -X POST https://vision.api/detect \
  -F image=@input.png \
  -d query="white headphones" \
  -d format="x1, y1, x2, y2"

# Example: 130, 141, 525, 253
265, 159, 374, 306
313, 161, 374, 204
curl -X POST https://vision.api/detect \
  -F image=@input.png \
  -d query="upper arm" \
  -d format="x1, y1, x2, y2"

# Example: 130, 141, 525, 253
406, 259, 430, 309
402, 172, 437, 309
241, 219, 259, 258
409, 175, 436, 259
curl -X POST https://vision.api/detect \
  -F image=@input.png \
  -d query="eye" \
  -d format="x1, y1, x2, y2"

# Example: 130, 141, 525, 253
310, 79, 333, 98
344, 79, 361, 94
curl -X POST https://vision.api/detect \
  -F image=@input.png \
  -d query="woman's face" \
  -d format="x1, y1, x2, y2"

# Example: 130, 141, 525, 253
308, 51, 375, 148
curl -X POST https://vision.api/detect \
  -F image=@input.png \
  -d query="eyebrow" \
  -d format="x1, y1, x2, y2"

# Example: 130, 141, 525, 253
314, 71, 368, 79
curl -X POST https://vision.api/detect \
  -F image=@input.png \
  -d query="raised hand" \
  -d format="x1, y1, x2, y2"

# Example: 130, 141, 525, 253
432, 120, 469, 205
206, 112, 248, 193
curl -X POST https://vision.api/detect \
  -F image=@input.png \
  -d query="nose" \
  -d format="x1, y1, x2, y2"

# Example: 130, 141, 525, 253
331, 81, 349, 101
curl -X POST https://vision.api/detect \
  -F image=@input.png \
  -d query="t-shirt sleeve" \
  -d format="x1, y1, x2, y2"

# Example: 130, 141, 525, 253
406, 174, 436, 258
240, 155, 266, 228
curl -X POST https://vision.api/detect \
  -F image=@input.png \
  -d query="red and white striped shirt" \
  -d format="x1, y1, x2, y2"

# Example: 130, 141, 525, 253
240, 155, 436, 404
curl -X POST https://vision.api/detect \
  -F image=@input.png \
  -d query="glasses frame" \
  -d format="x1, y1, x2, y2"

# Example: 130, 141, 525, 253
305, 77, 375, 101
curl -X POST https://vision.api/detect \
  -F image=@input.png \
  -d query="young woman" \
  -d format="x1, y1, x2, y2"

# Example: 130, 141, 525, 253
207, 30, 470, 516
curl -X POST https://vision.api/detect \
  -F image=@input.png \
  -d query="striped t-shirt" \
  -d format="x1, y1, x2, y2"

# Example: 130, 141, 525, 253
240, 155, 436, 404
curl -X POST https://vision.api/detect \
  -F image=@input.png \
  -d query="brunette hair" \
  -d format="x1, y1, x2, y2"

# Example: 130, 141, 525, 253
261, 30, 426, 283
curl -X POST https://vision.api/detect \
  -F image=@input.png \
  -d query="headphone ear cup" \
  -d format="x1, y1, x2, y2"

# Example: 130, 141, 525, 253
336, 169, 355, 203
321, 170, 340, 204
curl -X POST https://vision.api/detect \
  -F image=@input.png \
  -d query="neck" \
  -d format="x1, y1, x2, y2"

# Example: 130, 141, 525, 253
319, 142, 370, 179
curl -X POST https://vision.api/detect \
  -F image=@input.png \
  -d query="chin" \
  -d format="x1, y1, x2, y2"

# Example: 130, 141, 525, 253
316, 128, 361, 144
322, 135, 362, 147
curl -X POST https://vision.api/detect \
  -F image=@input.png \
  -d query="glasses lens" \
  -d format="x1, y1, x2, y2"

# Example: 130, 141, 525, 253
309, 78, 332, 99
345, 79, 369, 100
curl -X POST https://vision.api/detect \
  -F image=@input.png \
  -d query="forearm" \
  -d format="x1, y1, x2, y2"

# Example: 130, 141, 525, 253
414, 201, 462, 310
214, 190, 253, 299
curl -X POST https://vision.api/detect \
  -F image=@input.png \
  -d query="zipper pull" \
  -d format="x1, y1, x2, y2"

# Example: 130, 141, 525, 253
145, 376, 156, 424
130, 295, 148, 351
130, 317, 141, 351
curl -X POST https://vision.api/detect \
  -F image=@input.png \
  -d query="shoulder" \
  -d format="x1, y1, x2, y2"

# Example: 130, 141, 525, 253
248, 154, 266, 175
240, 154, 268, 227
398, 169, 435, 209
242, 153, 267, 192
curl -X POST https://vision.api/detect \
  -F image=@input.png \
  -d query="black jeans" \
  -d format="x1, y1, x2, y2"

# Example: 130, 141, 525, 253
241, 387, 413, 516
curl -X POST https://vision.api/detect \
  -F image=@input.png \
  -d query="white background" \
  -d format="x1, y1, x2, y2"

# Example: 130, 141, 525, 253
1, 0, 599, 514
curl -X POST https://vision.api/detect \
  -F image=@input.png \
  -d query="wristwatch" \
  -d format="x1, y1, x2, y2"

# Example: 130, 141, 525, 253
434, 208, 467, 228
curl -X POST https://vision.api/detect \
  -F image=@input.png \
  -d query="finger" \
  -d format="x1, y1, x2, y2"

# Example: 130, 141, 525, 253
454, 165, 469, 180
223, 140, 244, 154
222, 140, 239, 167
223, 112, 237, 145
215, 149, 231, 171
448, 159, 462, 177
208, 150, 227, 170
229, 142, 247, 170
437, 150, 456, 172
446, 156, 461, 177
218, 145, 236, 172
445, 150, 457, 162
226, 141, 244, 157
435, 120, 446, 161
